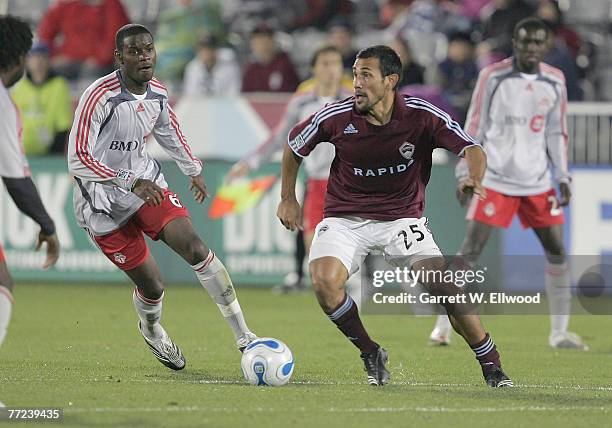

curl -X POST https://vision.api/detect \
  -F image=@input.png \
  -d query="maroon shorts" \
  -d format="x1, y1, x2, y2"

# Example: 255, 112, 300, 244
466, 187, 565, 229
303, 179, 327, 234
91, 189, 190, 270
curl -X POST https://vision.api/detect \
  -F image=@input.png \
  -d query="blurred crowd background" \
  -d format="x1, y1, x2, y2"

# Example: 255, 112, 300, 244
2, 0, 610, 157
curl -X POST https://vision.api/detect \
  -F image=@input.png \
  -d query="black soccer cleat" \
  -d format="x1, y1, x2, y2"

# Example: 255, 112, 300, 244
360, 345, 390, 386
483, 365, 514, 387
138, 322, 186, 371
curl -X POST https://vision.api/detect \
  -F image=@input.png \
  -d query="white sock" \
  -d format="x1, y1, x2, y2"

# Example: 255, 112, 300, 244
0, 286, 13, 347
434, 313, 452, 333
545, 262, 571, 335
133, 287, 164, 340
192, 251, 252, 342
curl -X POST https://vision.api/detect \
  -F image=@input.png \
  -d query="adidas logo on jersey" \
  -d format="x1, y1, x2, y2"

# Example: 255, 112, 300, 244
136, 103, 145, 113
343, 123, 358, 134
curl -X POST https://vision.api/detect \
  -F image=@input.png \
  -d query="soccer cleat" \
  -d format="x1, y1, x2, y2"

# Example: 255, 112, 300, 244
138, 322, 186, 370
549, 331, 589, 350
237, 331, 258, 353
272, 272, 307, 294
483, 364, 514, 387
428, 326, 451, 346
360, 346, 389, 386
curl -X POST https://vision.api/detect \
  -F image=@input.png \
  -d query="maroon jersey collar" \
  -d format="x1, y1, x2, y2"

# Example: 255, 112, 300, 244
351, 92, 408, 127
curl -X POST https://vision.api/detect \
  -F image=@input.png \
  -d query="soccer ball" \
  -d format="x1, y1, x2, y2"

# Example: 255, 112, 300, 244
241, 337, 294, 386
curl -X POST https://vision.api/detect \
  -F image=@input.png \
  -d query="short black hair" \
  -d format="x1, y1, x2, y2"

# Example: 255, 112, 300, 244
513, 17, 549, 39
115, 24, 153, 51
310, 44, 342, 67
0, 15, 33, 71
355, 45, 403, 90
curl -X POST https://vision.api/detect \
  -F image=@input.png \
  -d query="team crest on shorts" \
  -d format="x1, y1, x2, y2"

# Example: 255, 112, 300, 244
318, 225, 329, 236
113, 252, 127, 264
399, 142, 415, 160
484, 202, 496, 217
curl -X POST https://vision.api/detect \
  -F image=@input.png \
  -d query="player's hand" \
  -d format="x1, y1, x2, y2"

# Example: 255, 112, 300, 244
132, 179, 165, 206
457, 178, 486, 206
226, 162, 250, 183
189, 174, 210, 203
559, 182, 571, 206
36, 232, 59, 270
277, 198, 303, 232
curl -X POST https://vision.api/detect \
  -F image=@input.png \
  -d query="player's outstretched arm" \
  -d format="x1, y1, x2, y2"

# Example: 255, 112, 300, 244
2, 176, 60, 269
458, 145, 487, 204
277, 144, 303, 232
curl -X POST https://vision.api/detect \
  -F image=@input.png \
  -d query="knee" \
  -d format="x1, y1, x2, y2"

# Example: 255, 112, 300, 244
184, 238, 210, 265
309, 264, 346, 311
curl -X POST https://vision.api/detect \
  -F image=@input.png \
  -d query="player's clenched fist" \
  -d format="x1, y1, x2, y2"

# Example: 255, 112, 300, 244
277, 198, 302, 231
132, 178, 165, 206
457, 178, 487, 206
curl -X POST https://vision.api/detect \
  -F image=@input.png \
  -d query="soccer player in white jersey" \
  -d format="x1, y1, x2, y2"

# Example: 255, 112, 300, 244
429, 18, 586, 350
67, 24, 257, 370
0, 16, 60, 348
228, 45, 350, 291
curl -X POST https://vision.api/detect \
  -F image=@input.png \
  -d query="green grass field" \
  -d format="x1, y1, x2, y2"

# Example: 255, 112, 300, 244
1, 283, 611, 427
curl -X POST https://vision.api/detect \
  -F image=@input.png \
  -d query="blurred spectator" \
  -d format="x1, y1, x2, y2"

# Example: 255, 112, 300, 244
290, 0, 353, 31
437, 32, 478, 122
241, 24, 300, 93
477, 0, 534, 66
155, 0, 226, 83
542, 27, 583, 100
389, 37, 425, 87
11, 43, 72, 155
37, 0, 129, 81
536, 0, 581, 58
384, 0, 471, 37
183, 35, 241, 96
326, 18, 359, 73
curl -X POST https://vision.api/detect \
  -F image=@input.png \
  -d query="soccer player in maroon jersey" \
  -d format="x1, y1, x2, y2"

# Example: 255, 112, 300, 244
0, 16, 60, 349
277, 45, 513, 387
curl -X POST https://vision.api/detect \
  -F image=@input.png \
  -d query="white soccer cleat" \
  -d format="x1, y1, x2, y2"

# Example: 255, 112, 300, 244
429, 326, 452, 346
138, 322, 186, 370
237, 331, 258, 353
549, 331, 589, 351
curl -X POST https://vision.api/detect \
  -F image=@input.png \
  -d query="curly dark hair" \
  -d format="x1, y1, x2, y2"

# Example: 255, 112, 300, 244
0, 15, 33, 71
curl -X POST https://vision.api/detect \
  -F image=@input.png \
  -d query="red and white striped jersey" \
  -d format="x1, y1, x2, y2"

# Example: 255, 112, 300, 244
0, 84, 29, 178
68, 71, 202, 235
457, 58, 570, 195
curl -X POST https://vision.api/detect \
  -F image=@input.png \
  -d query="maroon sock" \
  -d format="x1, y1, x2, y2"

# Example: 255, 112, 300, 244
471, 333, 501, 374
327, 294, 377, 354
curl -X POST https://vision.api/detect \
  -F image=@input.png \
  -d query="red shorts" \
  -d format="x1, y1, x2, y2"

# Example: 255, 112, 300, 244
91, 189, 190, 270
303, 179, 327, 234
466, 187, 564, 229
0, 244, 5, 263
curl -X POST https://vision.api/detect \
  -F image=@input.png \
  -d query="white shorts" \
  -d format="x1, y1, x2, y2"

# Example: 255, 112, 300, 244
309, 216, 443, 275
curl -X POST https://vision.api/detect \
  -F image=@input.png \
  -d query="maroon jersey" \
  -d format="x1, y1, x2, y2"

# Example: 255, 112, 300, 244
287, 94, 479, 220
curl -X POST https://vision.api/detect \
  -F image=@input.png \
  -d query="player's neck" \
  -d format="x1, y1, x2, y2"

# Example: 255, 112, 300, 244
365, 92, 395, 126
121, 72, 148, 95
316, 82, 340, 98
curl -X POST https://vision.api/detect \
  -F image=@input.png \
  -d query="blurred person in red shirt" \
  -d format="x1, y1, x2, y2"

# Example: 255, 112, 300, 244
241, 23, 300, 93
38, 0, 129, 80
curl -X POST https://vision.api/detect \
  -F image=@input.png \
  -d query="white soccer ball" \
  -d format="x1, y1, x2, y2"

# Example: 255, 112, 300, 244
241, 337, 294, 386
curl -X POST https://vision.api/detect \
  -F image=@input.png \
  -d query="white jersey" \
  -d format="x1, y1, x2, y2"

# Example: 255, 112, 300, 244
458, 58, 570, 195
0, 83, 30, 178
67, 71, 202, 235
246, 88, 351, 180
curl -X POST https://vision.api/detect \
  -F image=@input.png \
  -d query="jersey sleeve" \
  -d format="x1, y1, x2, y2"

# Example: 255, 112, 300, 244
287, 108, 332, 158
464, 67, 494, 143
152, 101, 202, 177
428, 101, 480, 156
0, 101, 29, 179
246, 95, 302, 170
67, 89, 118, 182
546, 79, 571, 184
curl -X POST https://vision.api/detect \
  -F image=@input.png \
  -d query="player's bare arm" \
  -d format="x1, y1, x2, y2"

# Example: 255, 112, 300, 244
189, 174, 210, 203
457, 145, 487, 205
277, 144, 303, 232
